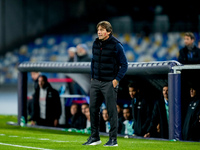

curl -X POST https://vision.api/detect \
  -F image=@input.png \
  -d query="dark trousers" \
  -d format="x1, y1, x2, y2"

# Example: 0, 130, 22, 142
89, 79, 118, 140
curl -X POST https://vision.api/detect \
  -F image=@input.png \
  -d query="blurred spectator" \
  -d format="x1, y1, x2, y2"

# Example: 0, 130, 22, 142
198, 39, 200, 49
76, 43, 91, 62
81, 103, 89, 115
117, 103, 123, 119
65, 47, 77, 94
67, 103, 86, 129
27, 72, 40, 120
84, 107, 91, 129
178, 32, 200, 64
144, 85, 169, 139
100, 108, 110, 133
67, 46, 77, 62
182, 85, 200, 141
128, 82, 152, 136
71, 43, 91, 95
31, 75, 61, 127
119, 107, 134, 135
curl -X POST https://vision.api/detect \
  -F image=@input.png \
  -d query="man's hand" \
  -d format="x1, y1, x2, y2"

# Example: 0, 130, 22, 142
112, 79, 119, 88
144, 133, 150, 138
31, 120, 35, 125
54, 119, 58, 127
157, 124, 160, 133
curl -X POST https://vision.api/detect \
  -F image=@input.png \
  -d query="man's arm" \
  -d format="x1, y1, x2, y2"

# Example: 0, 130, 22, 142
115, 43, 128, 82
90, 45, 94, 80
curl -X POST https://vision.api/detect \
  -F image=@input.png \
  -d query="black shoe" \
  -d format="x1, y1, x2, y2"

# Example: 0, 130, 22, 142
103, 138, 118, 147
82, 136, 102, 145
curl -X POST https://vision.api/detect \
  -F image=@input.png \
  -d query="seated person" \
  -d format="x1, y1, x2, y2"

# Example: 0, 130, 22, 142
100, 108, 110, 133
128, 82, 151, 136
31, 75, 61, 127
117, 103, 123, 119
144, 85, 169, 139
119, 107, 134, 135
84, 107, 91, 129
67, 103, 86, 129
81, 103, 89, 115
182, 85, 200, 141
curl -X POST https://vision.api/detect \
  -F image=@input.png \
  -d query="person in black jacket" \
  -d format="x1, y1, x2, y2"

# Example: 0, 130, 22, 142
182, 85, 200, 141
31, 75, 61, 127
144, 85, 169, 139
128, 82, 151, 136
83, 21, 128, 147
67, 103, 86, 129
27, 72, 40, 120
178, 32, 200, 64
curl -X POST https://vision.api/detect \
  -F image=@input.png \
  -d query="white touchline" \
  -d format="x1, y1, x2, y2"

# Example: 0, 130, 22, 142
0, 142, 53, 150
0, 134, 5, 136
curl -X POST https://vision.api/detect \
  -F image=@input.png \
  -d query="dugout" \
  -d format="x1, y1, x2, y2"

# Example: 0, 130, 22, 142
18, 60, 188, 140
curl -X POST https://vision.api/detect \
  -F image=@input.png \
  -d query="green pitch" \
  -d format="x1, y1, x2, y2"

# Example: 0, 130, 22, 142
0, 115, 199, 150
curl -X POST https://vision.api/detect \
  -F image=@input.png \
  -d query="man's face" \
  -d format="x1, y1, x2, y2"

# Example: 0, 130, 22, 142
68, 50, 75, 58
97, 26, 110, 41
190, 88, 196, 98
123, 108, 131, 120
102, 109, 109, 121
163, 86, 168, 100
76, 45, 86, 56
184, 36, 194, 47
38, 77, 45, 89
129, 87, 138, 99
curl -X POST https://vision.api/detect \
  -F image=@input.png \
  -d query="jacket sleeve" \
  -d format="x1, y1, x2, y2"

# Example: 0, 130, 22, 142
30, 88, 39, 121
147, 101, 159, 135
54, 90, 62, 120
91, 45, 94, 79
178, 49, 186, 64
141, 100, 152, 134
191, 109, 200, 131
115, 43, 128, 81
187, 47, 200, 64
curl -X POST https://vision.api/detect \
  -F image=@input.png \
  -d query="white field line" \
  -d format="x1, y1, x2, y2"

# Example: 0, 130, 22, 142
9, 135, 19, 137
0, 134, 5, 136
38, 138, 50, 141
0, 133, 80, 143
0, 142, 53, 150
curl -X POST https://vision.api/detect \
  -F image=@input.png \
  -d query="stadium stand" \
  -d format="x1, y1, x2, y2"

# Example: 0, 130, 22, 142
1, 32, 200, 84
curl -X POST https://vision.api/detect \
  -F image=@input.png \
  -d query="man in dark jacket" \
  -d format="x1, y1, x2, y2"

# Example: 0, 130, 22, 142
178, 32, 200, 64
144, 85, 169, 139
182, 85, 200, 141
128, 82, 151, 136
31, 75, 61, 127
83, 21, 128, 147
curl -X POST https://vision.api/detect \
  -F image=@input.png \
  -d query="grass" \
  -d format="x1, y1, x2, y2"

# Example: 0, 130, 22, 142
0, 115, 199, 150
